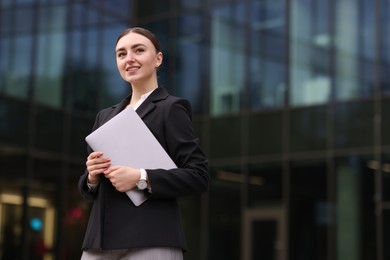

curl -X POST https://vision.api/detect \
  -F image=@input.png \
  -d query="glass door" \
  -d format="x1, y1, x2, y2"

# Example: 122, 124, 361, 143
0, 193, 55, 260
242, 208, 286, 260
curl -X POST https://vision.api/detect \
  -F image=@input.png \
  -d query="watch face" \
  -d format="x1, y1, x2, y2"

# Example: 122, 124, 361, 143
137, 180, 147, 190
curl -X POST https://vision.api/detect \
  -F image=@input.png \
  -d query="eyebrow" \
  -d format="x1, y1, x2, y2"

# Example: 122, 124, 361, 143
115, 43, 146, 53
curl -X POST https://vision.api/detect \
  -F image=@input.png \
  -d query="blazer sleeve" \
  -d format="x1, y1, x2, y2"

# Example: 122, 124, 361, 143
78, 111, 104, 201
146, 99, 209, 198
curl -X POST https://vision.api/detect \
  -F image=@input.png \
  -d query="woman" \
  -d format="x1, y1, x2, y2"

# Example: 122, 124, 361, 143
78, 27, 209, 260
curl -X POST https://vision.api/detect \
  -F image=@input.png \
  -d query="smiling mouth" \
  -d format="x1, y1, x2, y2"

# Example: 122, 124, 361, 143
126, 67, 140, 72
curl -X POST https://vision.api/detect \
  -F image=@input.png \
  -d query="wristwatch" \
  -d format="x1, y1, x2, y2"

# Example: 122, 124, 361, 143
136, 169, 148, 190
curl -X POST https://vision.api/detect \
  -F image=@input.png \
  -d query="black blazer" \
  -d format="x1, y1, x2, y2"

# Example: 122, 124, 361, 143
78, 87, 209, 250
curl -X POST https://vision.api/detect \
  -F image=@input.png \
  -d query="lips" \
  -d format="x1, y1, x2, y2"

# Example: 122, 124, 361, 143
126, 66, 140, 72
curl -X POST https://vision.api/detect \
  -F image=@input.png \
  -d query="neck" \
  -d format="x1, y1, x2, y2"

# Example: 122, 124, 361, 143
129, 80, 158, 107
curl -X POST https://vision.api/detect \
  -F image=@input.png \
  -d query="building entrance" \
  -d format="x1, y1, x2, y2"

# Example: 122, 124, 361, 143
0, 192, 55, 260
242, 208, 286, 260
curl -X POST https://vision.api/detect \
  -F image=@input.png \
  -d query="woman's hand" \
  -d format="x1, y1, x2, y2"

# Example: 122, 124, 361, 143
103, 166, 141, 192
86, 151, 111, 185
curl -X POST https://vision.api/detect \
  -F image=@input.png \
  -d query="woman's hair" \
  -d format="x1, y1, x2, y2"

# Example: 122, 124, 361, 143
115, 27, 161, 53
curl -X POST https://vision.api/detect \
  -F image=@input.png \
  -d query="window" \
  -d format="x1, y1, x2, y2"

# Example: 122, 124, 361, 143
210, 4, 245, 115
289, 0, 331, 106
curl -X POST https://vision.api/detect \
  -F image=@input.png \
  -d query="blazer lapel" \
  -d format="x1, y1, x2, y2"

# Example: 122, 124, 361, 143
136, 87, 169, 119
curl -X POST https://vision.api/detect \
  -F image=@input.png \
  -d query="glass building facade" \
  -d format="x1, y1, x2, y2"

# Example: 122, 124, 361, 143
0, 0, 389, 259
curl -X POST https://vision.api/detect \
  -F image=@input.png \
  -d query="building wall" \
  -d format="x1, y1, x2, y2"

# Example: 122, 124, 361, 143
0, 0, 390, 259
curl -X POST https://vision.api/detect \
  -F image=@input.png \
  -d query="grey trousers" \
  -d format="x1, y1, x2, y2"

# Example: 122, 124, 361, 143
80, 247, 183, 260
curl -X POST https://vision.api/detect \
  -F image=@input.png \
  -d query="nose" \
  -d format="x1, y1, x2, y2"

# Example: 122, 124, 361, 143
126, 53, 135, 62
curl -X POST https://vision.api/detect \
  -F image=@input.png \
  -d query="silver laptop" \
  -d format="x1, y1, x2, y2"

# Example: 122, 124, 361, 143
85, 107, 177, 206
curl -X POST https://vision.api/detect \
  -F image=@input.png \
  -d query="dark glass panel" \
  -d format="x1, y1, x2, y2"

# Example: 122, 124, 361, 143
69, 3, 86, 28
32, 158, 62, 259
14, 6, 35, 33
137, 0, 171, 18
334, 101, 374, 149
101, 0, 130, 18
335, 156, 376, 259
333, 1, 375, 100
248, 111, 282, 155
178, 0, 203, 9
249, 58, 285, 110
210, 4, 245, 115
209, 115, 241, 159
38, 4, 67, 31
250, 0, 286, 60
381, 98, 390, 146
289, 0, 331, 106
6, 35, 33, 99
380, 0, 390, 93
68, 60, 99, 113
0, 152, 27, 178
140, 20, 171, 91
178, 196, 202, 260
290, 105, 326, 152
69, 115, 95, 158
100, 25, 129, 109
252, 220, 277, 259
382, 153, 390, 201
248, 162, 282, 206
0, 37, 10, 93
15, 0, 35, 4
209, 165, 241, 260
175, 13, 207, 114
0, 8, 12, 34
0, 0, 12, 7
34, 31, 65, 108
384, 210, 390, 259
289, 159, 327, 260
65, 163, 91, 259
0, 97, 29, 146
34, 106, 64, 152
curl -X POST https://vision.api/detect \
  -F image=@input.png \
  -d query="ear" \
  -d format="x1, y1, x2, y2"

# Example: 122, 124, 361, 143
155, 52, 163, 68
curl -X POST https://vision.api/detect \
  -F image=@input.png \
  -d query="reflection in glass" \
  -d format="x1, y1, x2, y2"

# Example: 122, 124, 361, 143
178, 0, 203, 9
335, 156, 375, 260
142, 20, 171, 90
100, 26, 129, 108
289, 0, 330, 106
175, 14, 205, 114
35, 32, 65, 108
210, 4, 245, 115
5, 35, 33, 99
381, 0, 390, 93
0, 37, 10, 93
334, 0, 374, 100
38, 4, 67, 31
249, 0, 286, 109
14, 7, 35, 33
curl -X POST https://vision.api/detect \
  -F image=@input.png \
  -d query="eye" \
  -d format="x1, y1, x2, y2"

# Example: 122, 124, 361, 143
117, 52, 126, 58
135, 48, 145, 54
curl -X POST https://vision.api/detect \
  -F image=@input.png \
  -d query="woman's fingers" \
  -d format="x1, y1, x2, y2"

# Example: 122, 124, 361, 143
86, 152, 111, 174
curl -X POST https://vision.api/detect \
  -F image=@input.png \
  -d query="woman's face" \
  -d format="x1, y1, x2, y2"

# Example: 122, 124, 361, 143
115, 32, 162, 85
